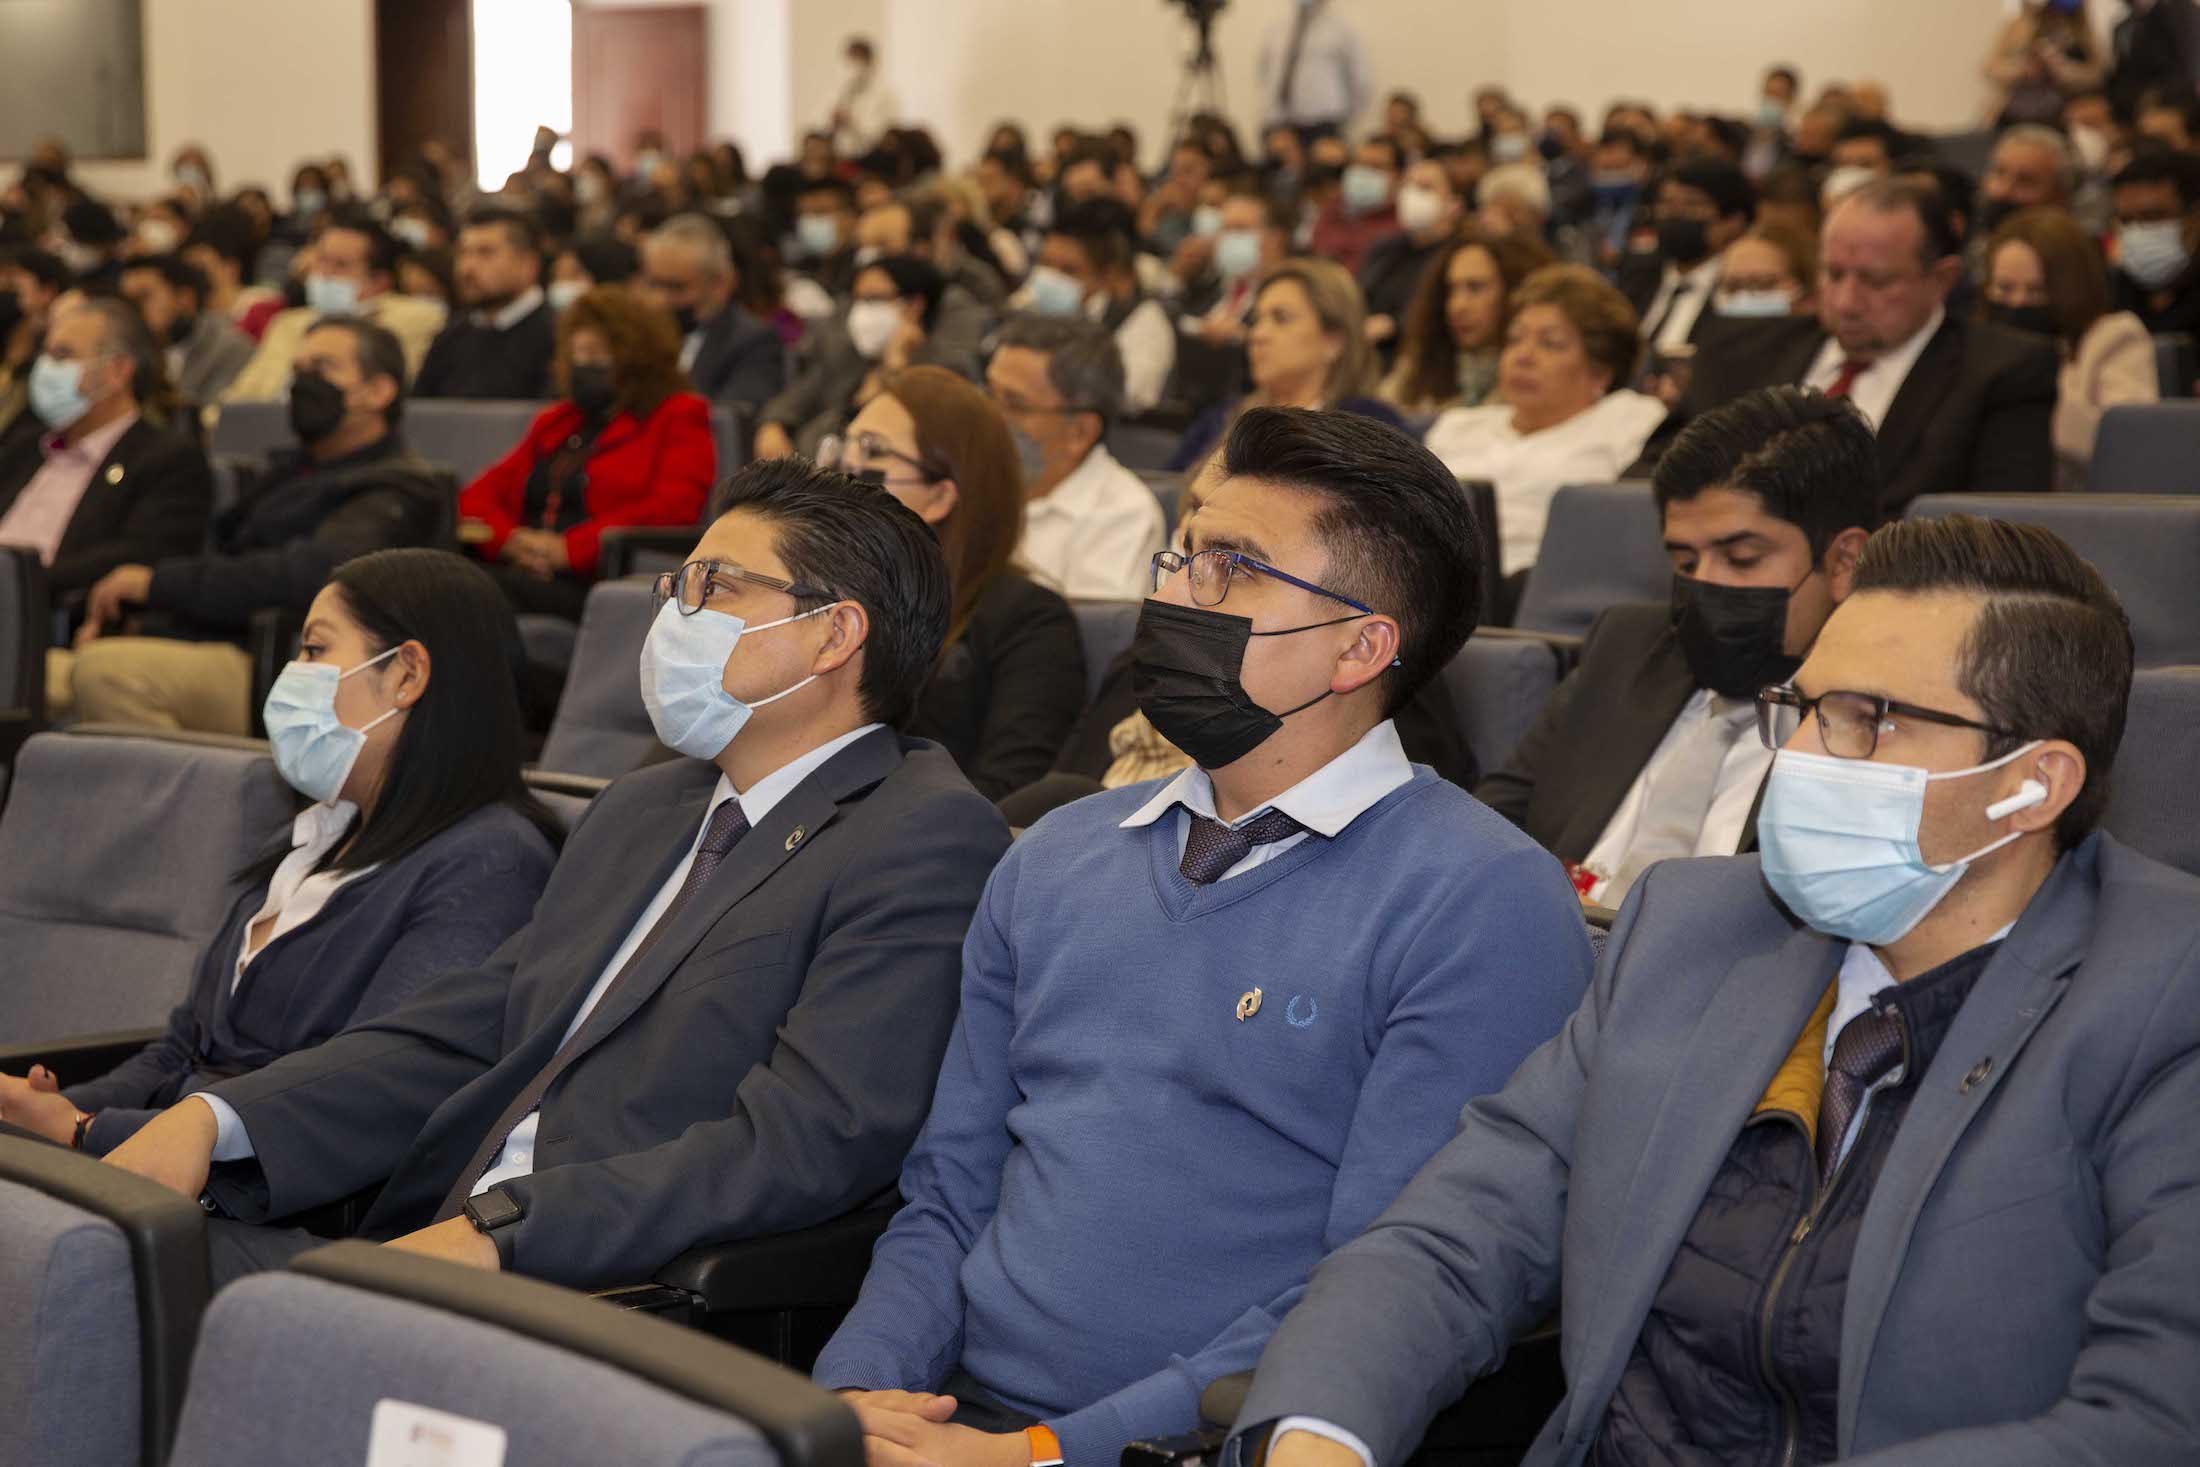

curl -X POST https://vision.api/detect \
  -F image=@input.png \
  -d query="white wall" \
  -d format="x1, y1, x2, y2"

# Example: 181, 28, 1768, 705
62, 0, 375, 204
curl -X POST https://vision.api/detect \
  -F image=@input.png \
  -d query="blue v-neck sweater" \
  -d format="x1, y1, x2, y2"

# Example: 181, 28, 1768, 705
815, 769, 1594, 1466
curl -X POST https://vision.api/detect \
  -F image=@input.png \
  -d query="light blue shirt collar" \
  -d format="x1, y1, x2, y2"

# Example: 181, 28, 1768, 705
1118, 719, 1412, 837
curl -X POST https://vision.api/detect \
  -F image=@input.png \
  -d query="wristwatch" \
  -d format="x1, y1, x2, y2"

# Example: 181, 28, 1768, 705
461, 1186, 526, 1267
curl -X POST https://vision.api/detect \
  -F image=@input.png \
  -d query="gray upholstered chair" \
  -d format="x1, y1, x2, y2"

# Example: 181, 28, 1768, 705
537, 578, 660, 778
0, 1135, 209, 1467
1512, 482, 1668, 638
165, 1241, 862, 1467
1435, 632, 1571, 777
2103, 665, 2200, 877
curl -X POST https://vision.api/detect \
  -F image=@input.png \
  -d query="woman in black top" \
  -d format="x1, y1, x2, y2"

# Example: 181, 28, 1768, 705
827, 365, 1087, 798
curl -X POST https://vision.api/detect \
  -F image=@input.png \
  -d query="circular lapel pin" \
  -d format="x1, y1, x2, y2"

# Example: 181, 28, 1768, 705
784, 825, 806, 852
1235, 987, 1263, 1022
104, 464, 125, 485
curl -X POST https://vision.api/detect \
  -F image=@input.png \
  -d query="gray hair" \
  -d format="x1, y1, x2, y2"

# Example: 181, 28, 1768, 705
1994, 123, 2078, 200
994, 312, 1127, 422
648, 213, 733, 278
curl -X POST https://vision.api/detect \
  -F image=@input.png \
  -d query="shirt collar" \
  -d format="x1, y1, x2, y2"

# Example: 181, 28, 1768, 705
1027, 442, 1122, 521
1120, 719, 1412, 836
1834, 915, 2017, 1037
727, 722, 885, 827
42, 409, 139, 465
475, 286, 545, 331
1664, 256, 1722, 293
291, 798, 361, 856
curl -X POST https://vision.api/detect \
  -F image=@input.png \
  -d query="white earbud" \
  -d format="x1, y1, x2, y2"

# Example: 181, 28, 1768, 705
1984, 779, 2049, 823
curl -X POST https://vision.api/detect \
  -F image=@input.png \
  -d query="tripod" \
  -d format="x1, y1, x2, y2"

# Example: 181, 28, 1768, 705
1166, 8, 1229, 148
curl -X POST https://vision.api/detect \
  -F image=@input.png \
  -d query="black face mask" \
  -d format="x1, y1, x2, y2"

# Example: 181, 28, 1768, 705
166, 314, 197, 348
1669, 571, 1805, 701
1655, 215, 1711, 265
568, 363, 617, 419
1986, 301, 2059, 338
1131, 599, 1354, 770
288, 369, 349, 443
671, 303, 700, 336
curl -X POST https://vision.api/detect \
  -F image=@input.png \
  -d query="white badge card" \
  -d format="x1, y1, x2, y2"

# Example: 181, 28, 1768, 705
364, 1399, 509, 1467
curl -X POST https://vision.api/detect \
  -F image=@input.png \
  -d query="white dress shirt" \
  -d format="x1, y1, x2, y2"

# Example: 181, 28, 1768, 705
1118, 719, 1412, 883
1257, 4, 1372, 129
1642, 256, 1723, 355
231, 800, 379, 994
1424, 391, 1670, 578
200, 724, 884, 1169
1577, 690, 1773, 906
1017, 442, 1168, 603
1105, 296, 1177, 415
1799, 307, 1945, 431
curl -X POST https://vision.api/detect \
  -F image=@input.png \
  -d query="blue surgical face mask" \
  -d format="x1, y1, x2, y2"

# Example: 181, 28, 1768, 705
1757, 740, 2048, 946
2117, 219, 2192, 290
1214, 228, 1263, 281
294, 187, 328, 218
1024, 263, 1087, 317
1341, 163, 1391, 215
796, 213, 841, 260
1011, 423, 1049, 483
305, 273, 361, 315
263, 646, 403, 805
1191, 204, 1225, 238
1716, 288, 1796, 318
639, 598, 835, 760
28, 354, 92, 431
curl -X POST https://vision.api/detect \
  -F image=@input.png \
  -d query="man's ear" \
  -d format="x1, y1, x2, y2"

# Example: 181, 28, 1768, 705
2000, 740, 2086, 839
808, 600, 869, 678
1331, 615, 1401, 697
1822, 526, 1871, 601
358, 370, 400, 419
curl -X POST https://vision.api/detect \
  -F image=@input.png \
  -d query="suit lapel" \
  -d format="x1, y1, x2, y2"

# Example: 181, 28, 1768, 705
1566, 923, 1843, 1435
551, 729, 904, 1069
1566, 631, 1698, 851
1870, 318, 1960, 470
49, 420, 147, 566
1835, 851, 2093, 1446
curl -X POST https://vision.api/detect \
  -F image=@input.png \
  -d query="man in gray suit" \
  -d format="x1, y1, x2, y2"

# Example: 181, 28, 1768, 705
118, 254, 255, 406
1234, 515, 2200, 1466
106, 460, 1010, 1289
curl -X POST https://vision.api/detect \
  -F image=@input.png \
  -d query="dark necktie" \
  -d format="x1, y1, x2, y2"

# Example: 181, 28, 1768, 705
1815, 1003, 1905, 1178
1277, 4, 1316, 115
1823, 356, 1866, 400
1178, 807, 1305, 886
434, 797, 751, 1220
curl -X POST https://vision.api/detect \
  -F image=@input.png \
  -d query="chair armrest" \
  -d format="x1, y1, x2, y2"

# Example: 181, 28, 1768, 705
0, 1027, 166, 1089
521, 768, 613, 801
0, 706, 39, 767
651, 1201, 898, 1315
597, 527, 699, 582
1470, 626, 1586, 677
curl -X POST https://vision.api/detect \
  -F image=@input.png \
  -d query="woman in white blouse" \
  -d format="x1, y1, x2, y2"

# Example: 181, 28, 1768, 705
1424, 264, 1667, 589
1979, 206, 2158, 489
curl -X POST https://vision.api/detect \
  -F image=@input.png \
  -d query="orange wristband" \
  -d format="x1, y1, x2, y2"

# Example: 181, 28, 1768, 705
1024, 1424, 1063, 1467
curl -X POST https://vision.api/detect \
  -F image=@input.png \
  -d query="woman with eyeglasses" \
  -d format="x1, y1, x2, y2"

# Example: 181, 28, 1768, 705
0, 549, 560, 1155
824, 365, 1086, 798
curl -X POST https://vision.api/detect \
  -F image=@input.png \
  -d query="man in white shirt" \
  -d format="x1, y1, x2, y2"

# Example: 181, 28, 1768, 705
1478, 386, 1885, 905
1257, 0, 1372, 143
829, 36, 900, 157
988, 314, 1166, 603
104, 459, 1009, 1289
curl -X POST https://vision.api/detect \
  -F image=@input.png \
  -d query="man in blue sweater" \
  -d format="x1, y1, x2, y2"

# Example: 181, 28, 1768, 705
814, 407, 1596, 1467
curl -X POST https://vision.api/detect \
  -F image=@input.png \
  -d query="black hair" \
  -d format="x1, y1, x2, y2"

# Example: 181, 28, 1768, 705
1359, 135, 1404, 171
1896, 157, 1978, 234
306, 313, 409, 425
798, 176, 857, 211
716, 458, 952, 728
1047, 196, 1137, 275
1766, 65, 1800, 89
981, 147, 1035, 188
1669, 157, 1756, 220
62, 198, 124, 247
185, 204, 263, 280
242, 548, 563, 886
1217, 407, 1483, 716
1851, 516, 2133, 848
570, 231, 640, 285
3, 245, 71, 294
463, 204, 542, 258
1652, 387, 1886, 558
858, 253, 946, 329
1840, 177, 1960, 266
118, 252, 212, 305
319, 206, 399, 277
2111, 149, 2200, 209
1834, 117, 1903, 159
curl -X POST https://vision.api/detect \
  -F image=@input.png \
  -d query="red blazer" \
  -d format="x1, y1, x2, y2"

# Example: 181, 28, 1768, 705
458, 391, 716, 576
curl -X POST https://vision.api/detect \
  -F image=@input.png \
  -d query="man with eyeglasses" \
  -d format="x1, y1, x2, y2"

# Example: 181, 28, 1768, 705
814, 408, 1594, 1467
104, 459, 1010, 1290
1229, 514, 2200, 1467
1644, 177, 2055, 514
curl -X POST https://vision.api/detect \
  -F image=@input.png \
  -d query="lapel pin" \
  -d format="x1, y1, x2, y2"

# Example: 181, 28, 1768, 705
1235, 987, 1263, 1022
1960, 1057, 1993, 1093
104, 464, 124, 485
784, 825, 806, 852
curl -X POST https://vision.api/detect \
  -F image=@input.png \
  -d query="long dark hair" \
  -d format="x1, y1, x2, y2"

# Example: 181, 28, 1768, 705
242, 548, 563, 885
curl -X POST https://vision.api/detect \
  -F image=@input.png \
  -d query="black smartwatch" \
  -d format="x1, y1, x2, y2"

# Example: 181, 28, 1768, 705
462, 1187, 525, 1267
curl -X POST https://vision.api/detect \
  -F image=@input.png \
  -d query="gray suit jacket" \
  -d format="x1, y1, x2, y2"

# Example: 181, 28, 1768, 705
206, 729, 1009, 1287
174, 313, 257, 406
1237, 833, 2200, 1466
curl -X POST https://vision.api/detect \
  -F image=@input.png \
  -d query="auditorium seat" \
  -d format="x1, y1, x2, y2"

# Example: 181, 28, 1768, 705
2151, 334, 2195, 399
1108, 418, 1187, 472
163, 1241, 862, 1467
206, 399, 290, 464
524, 767, 612, 832
538, 578, 660, 778
0, 1136, 210, 1467
1437, 631, 1569, 775
0, 729, 292, 1054
2102, 665, 2200, 877
1069, 600, 1141, 701
0, 546, 46, 792
1459, 478, 1504, 625
1905, 493, 2200, 666
1134, 467, 1189, 526
2087, 402, 2200, 494
1511, 482, 1668, 638
404, 399, 552, 486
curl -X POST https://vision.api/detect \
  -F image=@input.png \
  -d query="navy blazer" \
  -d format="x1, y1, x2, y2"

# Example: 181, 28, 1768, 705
205, 730, 1010, 1288
66, 802, 555, 1154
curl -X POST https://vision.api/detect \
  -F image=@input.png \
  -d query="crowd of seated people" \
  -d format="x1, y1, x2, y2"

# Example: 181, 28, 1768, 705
0, 12, 2197, 1465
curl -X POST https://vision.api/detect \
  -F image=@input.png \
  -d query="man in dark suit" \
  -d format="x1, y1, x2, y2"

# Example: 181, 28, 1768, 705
0, 295, 211, 604
105, 459, 1010, 1290
1641, 178, 2057, 515
410, 207, 557, 400
1479, 388, 1884, 907
638, 213, 787, 412
1237, 516, 2200, 1467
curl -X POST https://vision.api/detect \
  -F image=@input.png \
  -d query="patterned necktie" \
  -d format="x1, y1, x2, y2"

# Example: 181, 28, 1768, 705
1178, 807, 1305, 886
1823, 356, 1866, 400
433, 797, 751, 1221
1815, 1004, 1906, 1178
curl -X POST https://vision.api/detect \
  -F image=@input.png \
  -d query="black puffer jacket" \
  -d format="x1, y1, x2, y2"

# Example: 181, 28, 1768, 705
1589, 942, 1997, 1467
